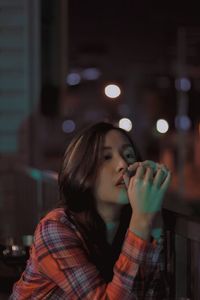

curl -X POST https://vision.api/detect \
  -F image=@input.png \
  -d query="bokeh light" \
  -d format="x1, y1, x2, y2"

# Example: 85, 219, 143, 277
156, 119, 169, 133
66, 73, 81, 86
119, 118, 132, 131
82, 68, 101, 80
62, 120, 76, 133
175, 77, 191, 92
104, 84, 121, 98
175, 115, 191, 131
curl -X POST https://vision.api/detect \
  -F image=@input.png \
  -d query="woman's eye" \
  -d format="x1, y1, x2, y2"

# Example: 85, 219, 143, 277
125, 153, 135, 160
126, 153, 133, 158
103, 154, 112, 160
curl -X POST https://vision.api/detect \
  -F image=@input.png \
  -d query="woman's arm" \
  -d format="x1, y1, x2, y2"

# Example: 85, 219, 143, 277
34, 218, 151, 299
122, 161, 171, 299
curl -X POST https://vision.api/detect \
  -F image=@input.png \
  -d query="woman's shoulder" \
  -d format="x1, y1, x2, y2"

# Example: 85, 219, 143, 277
42, 207, 66, 220
38, 207, 76, 230
32, 208, 89, 267
32, 208, 79, 249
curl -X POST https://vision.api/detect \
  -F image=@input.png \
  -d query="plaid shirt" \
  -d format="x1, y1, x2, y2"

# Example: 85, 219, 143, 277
10, 208, 168, 299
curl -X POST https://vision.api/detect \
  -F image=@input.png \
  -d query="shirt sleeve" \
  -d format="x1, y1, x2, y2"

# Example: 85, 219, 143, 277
34, 219, 152, 300
141, 237, 169, 299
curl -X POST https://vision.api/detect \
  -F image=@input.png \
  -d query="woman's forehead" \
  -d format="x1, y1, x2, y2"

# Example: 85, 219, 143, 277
103, 129, 132, 147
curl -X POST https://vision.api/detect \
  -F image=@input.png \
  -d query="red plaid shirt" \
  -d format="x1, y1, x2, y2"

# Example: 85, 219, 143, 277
10, 208, 168, 299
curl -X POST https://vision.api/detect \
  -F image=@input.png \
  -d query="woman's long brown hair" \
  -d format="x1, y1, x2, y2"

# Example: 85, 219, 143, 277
58, 122, 141, 280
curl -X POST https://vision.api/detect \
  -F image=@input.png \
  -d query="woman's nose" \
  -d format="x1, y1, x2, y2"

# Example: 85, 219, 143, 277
116, 156, 128, 172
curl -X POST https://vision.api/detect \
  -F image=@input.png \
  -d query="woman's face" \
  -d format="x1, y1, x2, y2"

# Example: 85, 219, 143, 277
94, 129, 137, 205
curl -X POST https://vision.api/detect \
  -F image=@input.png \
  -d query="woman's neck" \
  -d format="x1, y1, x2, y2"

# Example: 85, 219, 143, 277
97, 202, 122, 244
97, 202, 122, 223
106, 220, 120, 244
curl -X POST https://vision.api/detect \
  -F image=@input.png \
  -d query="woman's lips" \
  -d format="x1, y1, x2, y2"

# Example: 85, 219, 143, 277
115, 176, 124, 186
116, 178, 126, 187
117, 183, 126, 188
117, 182, 125, 186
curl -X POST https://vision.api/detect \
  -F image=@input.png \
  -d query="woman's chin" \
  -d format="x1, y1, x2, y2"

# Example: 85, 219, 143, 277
117, 189, 129, 205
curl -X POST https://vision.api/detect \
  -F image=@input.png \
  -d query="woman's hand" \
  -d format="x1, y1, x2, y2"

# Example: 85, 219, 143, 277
123, 160, 171, 239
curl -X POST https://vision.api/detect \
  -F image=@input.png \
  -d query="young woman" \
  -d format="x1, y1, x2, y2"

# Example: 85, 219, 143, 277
10, 122, 171, 299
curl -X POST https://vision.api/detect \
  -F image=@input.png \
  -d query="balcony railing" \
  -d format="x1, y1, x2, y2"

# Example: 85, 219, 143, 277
163, 207, 200, 300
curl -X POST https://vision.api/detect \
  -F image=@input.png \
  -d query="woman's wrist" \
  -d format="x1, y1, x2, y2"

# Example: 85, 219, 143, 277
129, 227, 151, 241
129, 216, 152, 241
151, 227, 163, 241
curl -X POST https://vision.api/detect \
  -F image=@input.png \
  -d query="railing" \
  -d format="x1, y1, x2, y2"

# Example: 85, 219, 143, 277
163, 208, 200, 300
12, 165, 59, 238
18, 165, 59, 221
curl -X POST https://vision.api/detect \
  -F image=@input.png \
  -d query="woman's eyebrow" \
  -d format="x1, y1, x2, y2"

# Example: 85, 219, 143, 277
103, 144, 133, 150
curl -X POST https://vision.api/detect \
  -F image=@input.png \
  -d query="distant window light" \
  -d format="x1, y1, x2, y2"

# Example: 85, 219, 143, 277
104, 84, 121, 98
175, 115, 191, 130
66, 73, 81, 86
62, 120, 76, 133
119, 118, 132, 132
156, 119, 169, 134
175, 78, 191, 92
82, 68, 101, 80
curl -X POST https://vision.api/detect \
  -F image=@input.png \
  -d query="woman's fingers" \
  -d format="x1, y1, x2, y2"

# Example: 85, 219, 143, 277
144, 167, 153, 183
125, 160, 171, 193
127, 162, 140, 177
127, 160, 161, 178
123, 172, 130, 188
153, 165, 168, 187
123, 162, 140, 188
160, 169, 171, 191
128, 164, 145, 190
141, 160, 158, 175
127, 161, 171, 219
135, 164, 146, 180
